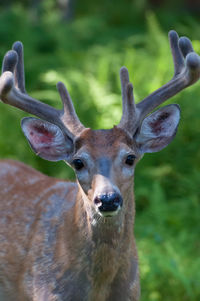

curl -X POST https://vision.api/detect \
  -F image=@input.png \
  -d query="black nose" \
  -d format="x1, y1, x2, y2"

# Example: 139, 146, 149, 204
94, 193, 123, 212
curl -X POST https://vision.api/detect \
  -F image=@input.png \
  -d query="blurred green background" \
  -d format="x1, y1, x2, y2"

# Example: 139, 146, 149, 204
0, 1, 200, 300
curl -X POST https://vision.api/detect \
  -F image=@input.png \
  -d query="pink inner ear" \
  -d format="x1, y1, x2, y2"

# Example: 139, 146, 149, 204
29, 124, 54, 145
149, 112, 170, 135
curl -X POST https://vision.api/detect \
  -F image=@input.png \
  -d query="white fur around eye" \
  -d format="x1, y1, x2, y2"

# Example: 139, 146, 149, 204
122, 166, 135, 178
115, 149, 136, 179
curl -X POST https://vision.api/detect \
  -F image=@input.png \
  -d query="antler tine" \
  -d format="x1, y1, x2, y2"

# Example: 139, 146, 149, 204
2, 50, 18, 74
57, 81, 85, 135
169, 30, 185, 76
0, 42, 84, 138
179, 36, 194, 57
118, 66, 137, 131
12, 41, 26, 93
136, 30, 200, 128
0, 71, 61, 124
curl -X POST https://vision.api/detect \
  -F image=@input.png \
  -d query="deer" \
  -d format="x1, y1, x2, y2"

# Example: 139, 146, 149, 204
0, 30, 199, 301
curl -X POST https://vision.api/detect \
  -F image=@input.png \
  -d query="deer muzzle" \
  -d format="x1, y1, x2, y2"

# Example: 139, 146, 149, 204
94, 192, 123, 216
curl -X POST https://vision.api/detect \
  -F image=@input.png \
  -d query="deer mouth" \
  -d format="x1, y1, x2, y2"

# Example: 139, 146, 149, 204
99, 206, 122, 217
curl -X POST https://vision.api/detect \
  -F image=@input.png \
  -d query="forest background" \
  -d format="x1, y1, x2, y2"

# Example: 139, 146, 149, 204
0, 1, 200, 300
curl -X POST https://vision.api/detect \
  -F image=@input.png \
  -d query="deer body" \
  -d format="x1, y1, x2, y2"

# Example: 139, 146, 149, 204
0, 31, 200, 300
0, 132, 139, 301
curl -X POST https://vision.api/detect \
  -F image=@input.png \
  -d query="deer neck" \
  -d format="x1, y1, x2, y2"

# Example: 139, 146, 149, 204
74, 183, 135, 243
69, 181, 136, 299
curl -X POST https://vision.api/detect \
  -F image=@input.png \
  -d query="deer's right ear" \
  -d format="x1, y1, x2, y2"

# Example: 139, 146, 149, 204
21, 117, 74, 162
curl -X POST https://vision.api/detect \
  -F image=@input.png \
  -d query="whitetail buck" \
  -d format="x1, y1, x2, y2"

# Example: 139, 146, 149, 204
0, 30, 199, 301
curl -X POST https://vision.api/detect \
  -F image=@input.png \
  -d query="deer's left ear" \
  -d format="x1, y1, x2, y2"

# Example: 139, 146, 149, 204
135, 104, 180, 154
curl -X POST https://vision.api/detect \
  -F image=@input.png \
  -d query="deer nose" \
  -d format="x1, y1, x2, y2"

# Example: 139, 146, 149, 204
94, 193, 123, 213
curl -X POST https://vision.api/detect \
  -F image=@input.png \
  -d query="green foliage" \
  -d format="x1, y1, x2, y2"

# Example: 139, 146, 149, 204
136, 181, 200, 300
0, 3, 200, 300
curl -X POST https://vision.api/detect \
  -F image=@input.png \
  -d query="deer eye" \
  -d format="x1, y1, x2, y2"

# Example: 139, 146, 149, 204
125, 155, 136, 166
73, 159, 84, 170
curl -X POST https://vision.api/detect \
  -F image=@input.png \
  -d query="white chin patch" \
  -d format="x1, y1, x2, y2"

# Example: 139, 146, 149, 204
98, 206, 121, 217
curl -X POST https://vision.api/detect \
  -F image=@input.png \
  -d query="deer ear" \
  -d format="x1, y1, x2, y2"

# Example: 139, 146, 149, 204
21, 117, 73, 161
135, 104, 180, 154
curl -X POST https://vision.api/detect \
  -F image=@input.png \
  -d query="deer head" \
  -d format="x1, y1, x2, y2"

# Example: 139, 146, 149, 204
0, 31, 200, 218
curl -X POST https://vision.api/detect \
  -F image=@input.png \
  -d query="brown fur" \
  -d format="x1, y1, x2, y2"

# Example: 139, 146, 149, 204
0, 127, 140, 300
